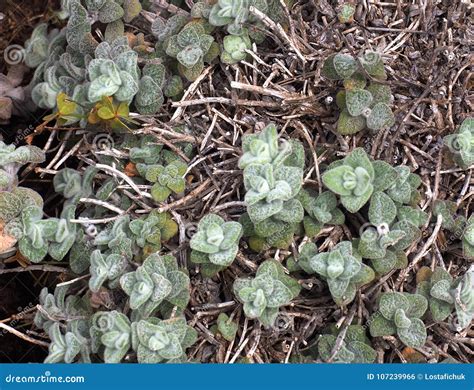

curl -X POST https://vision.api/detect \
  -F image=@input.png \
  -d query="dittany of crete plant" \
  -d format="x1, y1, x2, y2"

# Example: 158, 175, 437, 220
369, 292, 428, 348
233, 260, 301, 326
131, 317, 197, 363
62, 0, 142, 42
24, 23, 63, 68
45, 322, 90, 363
0, 142, 45, 191
120, 253, 190, 318
385, 165, 424, 206
26, 5, 174, 120
53, 166, 96, 205
192, 0, 287, 43
93, 215, 134, 252
322, 148, 427, 273
239, 124, 305, 251
0, 142, 46, 257
322, 51, 394, 135
35, 285, 92, 363
34, 285, 91, 333
220, 30, 253, 64
90, 311, 133, 363
322, 148, 376, 213
216, 313, 238, 342
89, 248, 129, 293
152, 16, 219, 82
357, 190, 428, 275
297, 189, 345, 237
144, 159, 188, 202
1, 155, 79, 263
286, 242, 318, 274
443, 117, 473, 169
129, 134, 163, 167
318, 324, 376, 363
129, 210, 178, 256
190, 213, 243, 277
416, 267, 456, 323
5, 204, 77, 263
206, 0, 268, 36
304, 241, 375, 306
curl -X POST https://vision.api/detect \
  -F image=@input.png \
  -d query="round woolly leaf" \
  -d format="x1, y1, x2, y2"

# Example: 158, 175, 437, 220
88, 75, 120, 102
333, 53, 357, 79
142, 64, 166, 87
369, 251, 397, 274
266, 280, 293, 308
403, 293, 428, 319
115, 71, 139, 102
359, 51, 387, 79
372, 160, 398, 191
123, 0, 142, 23
105, 20, 125, 43
369, 312, 397, 337
343, 73, 366, 90
327, 278, 350, 301
344, 148, 374, 178
98, 1, 124, 24
322, 165, 355, 196
366, 83, 392, 104
379, 292, 410, 320
341, 185, 373, 213
150, 184, 172, 202
217, 313, 238, 341
179, 61, 204, 82
346, 89, 373, 117
391, 220, 421, 250
369, 191, 397, 225
164, 76, 183, 98
394, 309, 411, 329
430, 299, 453, 322
177, 46, 203, 68
220, 222, 243, 250
318, 335, 355, 363
273, 199, 304, 224
430, 279, 454, 304
321, 54, 341, 80
367, 103, 395, 131
337, 110, 366, 135
397, 318, 427, 348
0, 192, 22, 222
209, 245, 238, 266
